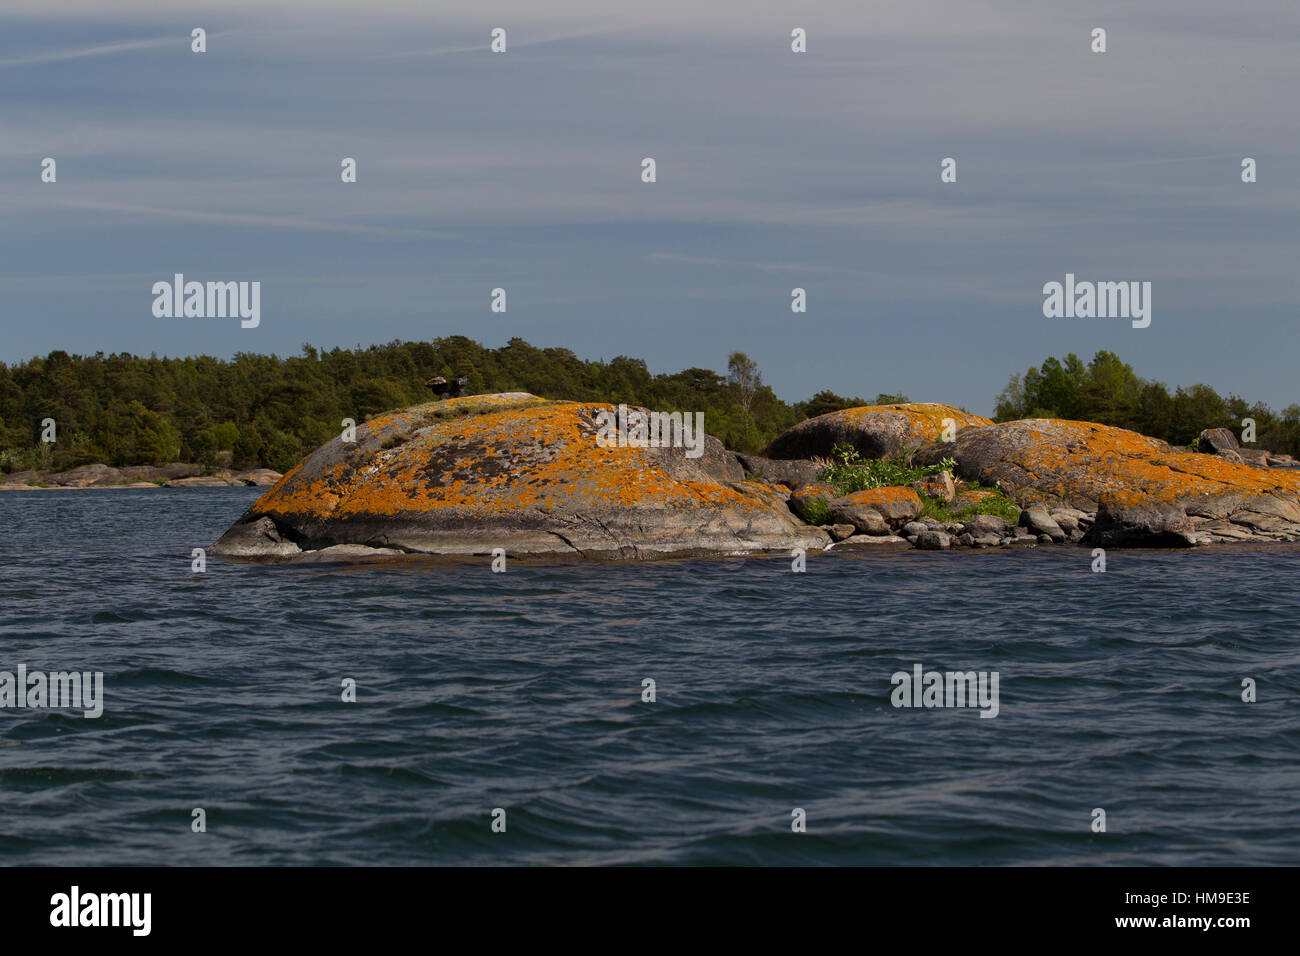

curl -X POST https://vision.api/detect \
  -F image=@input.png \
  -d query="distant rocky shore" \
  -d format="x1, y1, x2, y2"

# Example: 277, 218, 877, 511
0, 462, 282, 490
207, 393, 1300, 563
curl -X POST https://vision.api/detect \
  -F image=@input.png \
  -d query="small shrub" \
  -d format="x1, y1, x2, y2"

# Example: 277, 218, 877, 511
819, 442, 955, 497
800, 497, 832, 526
919, 486, 1021, 523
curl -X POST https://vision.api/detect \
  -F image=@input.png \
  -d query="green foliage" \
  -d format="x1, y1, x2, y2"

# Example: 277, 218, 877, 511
104, 401, 181, 466
800, 497, 832, 526
4, 340, 1292, 474
0, 338, 807, 472
995, 350, 1300, 454
796, 390, 910, 419
820, 442, 955, 496
918, 488, 1021, 524
870, 392, 912, 406
799, 390, 867, 419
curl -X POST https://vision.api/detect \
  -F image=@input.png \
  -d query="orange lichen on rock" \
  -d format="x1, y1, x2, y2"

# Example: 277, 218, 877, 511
256, 403, 748, 520
786, 481, 839, 521
947, 419, 1300, 509
766, 402, 992, 460
830, 486, 923, 522
913, 417, 1300, 543
214, 395, 830, 559
833, 403, 991, 434
789, 482, 838, 504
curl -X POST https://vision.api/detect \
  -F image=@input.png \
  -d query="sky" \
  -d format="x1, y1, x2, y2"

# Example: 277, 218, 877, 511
1, 0, 1296, 416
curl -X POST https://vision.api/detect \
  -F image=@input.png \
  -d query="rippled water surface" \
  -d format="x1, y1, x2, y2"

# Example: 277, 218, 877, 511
1, 488, 1297, 865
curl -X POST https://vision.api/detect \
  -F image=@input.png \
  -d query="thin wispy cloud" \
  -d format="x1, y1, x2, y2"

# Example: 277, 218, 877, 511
0, 35, 227, 69
371, 26, 619, 61
0, 0, 1295, 413
46, 197, 445, 237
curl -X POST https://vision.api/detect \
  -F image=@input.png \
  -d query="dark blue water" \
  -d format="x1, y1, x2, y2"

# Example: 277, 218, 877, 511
1, 488, 1297, 865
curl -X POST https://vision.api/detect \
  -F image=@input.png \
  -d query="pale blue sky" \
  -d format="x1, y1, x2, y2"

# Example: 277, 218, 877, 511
1, 0, 1296, 415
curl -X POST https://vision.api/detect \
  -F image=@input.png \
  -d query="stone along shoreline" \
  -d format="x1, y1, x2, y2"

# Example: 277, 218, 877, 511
0, 463, 282, 490
207, 393, 1300, 563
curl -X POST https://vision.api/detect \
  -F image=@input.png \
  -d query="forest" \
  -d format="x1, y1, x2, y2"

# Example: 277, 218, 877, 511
0, 338, 1294, 472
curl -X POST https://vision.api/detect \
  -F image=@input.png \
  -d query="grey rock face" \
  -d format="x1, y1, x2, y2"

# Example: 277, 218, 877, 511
828, 502, 890, 536
914, 530, 951, 550
1196, 428, 1240, 455
734, 453, 823, 490
1019, 509, 1066, 542
833, 534, 910, 549
213, 395, 831, 562
964, 514, 1007, 536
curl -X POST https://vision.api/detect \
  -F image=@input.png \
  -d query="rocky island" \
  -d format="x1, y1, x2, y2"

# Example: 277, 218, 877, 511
209, 392, 1300, 562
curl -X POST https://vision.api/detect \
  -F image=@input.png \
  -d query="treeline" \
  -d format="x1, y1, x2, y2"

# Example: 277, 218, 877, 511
2, 340, 1292, 473
0, 338, 896, 472
995, 350, 1300, 455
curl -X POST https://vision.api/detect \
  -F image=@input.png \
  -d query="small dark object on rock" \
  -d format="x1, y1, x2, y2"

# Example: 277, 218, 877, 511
425, 375, 470, 399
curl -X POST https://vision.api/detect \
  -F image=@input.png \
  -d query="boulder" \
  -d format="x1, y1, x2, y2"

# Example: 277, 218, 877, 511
1086, 501, 1198, 547
733, 454, 823, 490
827, 487, 923, 527
900, 521, 928, 537
214, 515, 309, 559
1237, 448, 1270, 467
826, 523, 856, 542
827, 500, 890, 536
234, 468, 284, 487
913, 418, 1300, 545
766, 403, 992, 461
964, 514, 1007, 536
1050, 512, 1079, 533
1196, 428, 1240, 455
833, 534, 910, 549
911, 470, 955, 502
47, 464, 123, 487
293, 544, 407, 563
1019, 508, 1066, 542
212, 394, 830, 561
789, 483, 838, 521
914, 530, 951, 550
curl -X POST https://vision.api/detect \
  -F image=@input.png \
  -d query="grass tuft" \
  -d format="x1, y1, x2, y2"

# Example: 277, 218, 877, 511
819, 442, 955, 496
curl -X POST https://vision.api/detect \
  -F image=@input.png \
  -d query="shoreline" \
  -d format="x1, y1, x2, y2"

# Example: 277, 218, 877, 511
0, 464, 281, 491
208, 396, 1300, 562
0, 482, 266, 491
